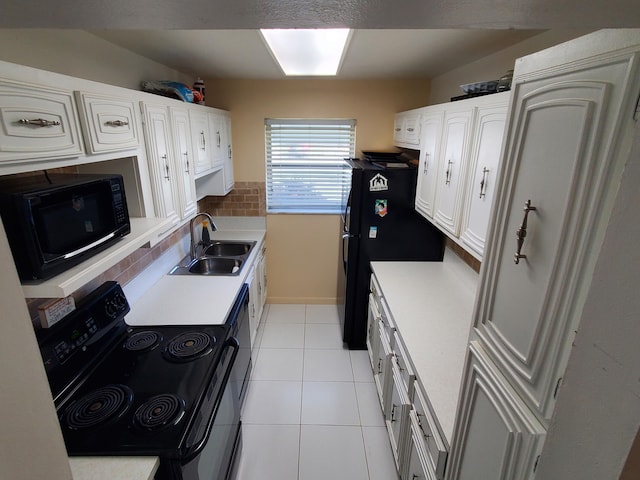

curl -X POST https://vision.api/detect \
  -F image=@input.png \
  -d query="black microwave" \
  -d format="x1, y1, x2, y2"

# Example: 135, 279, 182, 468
0, 173, 131, 281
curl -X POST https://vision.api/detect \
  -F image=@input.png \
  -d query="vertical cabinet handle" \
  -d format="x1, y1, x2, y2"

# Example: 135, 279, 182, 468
200, 131, 206, 150
391, 404, 397, 422
183, 152, 190, 173
216, 131, 221, 147
228, 145, 232, 159
445, 160, 453, 185
423, 153, 430, 175
514, 200, 537, 264
162, 155, 170, 180
479, 167, 490, 198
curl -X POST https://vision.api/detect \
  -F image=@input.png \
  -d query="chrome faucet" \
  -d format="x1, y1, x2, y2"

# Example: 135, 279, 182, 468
190, 212, 217, 260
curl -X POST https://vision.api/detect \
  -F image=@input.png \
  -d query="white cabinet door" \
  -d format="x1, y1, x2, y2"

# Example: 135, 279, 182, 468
459, 104, 507, 258
141, 103, 180, 227
404, 410, 438, 480
207, 111, 226, 168
473, 50, 640, 424
0, 80, 83, 162
394, 112, 421, 147
190, 109, 213, 176
246, 265, 259, 348
367, 292, 381, 370
374, 319, 393, 415
387, 364, 411, 469
75, 92, 139, 153
415, 110, 444, 220
222, 112, 235, 192
433, 108, 474, 236
446, 343, 545, 480
170, 107, 197, 220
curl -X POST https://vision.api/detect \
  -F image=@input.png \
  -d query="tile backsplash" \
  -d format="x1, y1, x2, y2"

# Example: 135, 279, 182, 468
198, 181, 266, 217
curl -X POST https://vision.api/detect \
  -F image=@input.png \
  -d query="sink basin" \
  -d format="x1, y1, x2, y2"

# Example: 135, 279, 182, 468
189, 257, 244, 275
203, 241, 255, 257
168, 240, 256, 276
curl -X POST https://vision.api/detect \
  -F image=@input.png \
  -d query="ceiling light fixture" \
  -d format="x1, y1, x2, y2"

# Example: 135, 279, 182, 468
260, 28, 351, 76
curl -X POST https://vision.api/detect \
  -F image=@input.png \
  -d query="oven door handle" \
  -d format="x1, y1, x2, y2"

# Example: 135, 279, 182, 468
181, 337, 239, 462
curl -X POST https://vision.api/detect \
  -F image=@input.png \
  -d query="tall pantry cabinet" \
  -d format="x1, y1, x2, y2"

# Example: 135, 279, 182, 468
447, 30, 640, 480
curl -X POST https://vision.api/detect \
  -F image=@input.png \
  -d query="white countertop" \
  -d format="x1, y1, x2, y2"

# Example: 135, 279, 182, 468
125, 225, 266, 327
371, 250, 478, 444
70, 457, 159, 480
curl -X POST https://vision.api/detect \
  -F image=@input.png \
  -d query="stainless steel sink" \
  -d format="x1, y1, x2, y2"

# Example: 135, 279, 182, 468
168, 240, 256, 276
203, 241, 255, 257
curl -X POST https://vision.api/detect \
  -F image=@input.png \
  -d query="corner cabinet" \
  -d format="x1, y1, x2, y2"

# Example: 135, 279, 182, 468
394, 111, 421, 148
448, 31, 640, 480
413, 93, 509, 260
0, 79, 84, 163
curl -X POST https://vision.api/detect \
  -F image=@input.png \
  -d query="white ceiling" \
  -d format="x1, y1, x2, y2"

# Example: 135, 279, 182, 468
90, 29, 543, 79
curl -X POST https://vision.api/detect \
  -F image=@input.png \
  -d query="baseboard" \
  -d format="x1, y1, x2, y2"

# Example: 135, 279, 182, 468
266, 296, 340, 305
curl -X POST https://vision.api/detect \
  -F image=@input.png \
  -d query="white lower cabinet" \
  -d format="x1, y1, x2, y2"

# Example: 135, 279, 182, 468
247, 246, 268, 350
387, 364, 411, 469
404, 410, 439, 480
446, 342, 545, 480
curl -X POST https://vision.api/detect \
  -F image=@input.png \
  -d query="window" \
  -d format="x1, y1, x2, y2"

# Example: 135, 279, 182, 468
265, 118, 355, 214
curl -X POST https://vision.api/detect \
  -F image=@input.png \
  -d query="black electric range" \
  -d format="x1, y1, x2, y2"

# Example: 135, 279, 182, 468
37, 281, 248, 480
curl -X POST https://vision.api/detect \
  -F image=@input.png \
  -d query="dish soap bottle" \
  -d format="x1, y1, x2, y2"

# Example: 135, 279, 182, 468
201, 220, 211, 245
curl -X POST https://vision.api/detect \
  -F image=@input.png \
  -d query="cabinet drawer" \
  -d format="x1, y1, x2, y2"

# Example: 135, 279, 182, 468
413, 385, 447, 479
392, 331, 416, 397
0, 80, 83, 162
75, 92, 140, 153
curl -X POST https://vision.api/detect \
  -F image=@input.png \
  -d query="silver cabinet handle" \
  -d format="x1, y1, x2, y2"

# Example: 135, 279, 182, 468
391, 404, 397, 422
183, 152, 190, 173
407, 127, 415, 132
19, 118, 60, 127
423, 153, 430, 175
228, 145, 232, 159
479, 167, 489, 198
445, 160, 453, 185
200, 131, 206, 150
514, 200, 537, 264
394, 127, 401, 132
216, 131, 221, 147
162, 155, 170, 180
105, 120, 129, 127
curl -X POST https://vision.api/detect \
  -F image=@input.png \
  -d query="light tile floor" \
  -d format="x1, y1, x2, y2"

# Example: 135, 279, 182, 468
234, 304, 398, 480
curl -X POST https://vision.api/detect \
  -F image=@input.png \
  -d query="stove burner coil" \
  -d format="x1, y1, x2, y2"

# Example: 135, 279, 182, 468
124, 331, 162, 352
164, 332, 213, 361
64, 384, 133, 430
134, 394, 186, 431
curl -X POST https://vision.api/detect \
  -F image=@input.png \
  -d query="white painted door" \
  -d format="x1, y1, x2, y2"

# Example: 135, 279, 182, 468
473, 47, 640, 424
446, 342, 545, 480
190, 109, 213, 175
141, 103, 179, 226
433, 108, 474, 236
459, 104, 507, 258
415, 110, 444, 220
170, 107, 197, 220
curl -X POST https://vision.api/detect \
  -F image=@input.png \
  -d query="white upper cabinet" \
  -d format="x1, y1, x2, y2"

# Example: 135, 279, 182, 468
394, 111, 421, 147
141, 103, 180, 227
169, 106, 197, 220
189, 109, 213, 176
473, 35, 640, 425
222, 112, 235, 193
415, 110, 444, 219
433, 106, 475, 236
207, 111, 226, 168
75, 92, 140, 154
446, 342, 546, 480
459, 103, 508, 258
0, 79, 83, 163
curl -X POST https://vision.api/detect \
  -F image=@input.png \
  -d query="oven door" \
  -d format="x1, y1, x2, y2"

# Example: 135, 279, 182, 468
156, 337, 241, 480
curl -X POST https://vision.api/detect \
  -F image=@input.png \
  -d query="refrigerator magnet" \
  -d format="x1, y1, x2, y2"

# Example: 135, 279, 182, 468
369, 226, 378, 238
375, 199, 388, 217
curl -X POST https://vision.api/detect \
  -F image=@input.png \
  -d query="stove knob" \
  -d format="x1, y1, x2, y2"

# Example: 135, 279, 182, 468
113, 292, 127, 309
105, 302, 117, 318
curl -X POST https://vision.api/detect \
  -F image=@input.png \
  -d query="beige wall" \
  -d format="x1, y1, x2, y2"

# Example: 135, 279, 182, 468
0, 29, 192, 89
428, 30, 593, 104
206, 78, 431, 303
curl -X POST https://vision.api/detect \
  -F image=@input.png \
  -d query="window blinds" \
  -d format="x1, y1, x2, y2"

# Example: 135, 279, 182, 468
265, 119, 355, 213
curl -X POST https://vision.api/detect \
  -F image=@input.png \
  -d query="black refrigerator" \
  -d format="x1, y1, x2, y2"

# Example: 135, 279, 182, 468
341, 156, 445, 349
